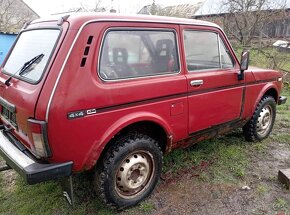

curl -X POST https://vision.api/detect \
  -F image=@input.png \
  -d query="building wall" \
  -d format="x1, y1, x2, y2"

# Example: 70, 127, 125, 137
194, 10, 290, 40
0, 33, 17, 65
263, 18, 290, 38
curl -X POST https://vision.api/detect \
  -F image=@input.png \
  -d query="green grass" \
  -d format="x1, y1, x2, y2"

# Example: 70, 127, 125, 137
256, 184, 268, 196
252, 143, 268, 152
0, 90, 288, 214
163, 132, 248, 183
139, 202, 155, 213
234, 46, 290, 72
0, 51, 289, 214
0, 172, 115, 215
0, 179, 67, 215
273, 198, 289, 212
271, 133, 290, 143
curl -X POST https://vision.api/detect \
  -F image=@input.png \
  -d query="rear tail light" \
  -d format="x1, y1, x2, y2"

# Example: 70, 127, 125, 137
27, 119, 51, 158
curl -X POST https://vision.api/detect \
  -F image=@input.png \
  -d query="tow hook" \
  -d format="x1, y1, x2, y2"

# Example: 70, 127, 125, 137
0, 165, 11, 172
0, 124, 13, 172
0, 124, 13, 132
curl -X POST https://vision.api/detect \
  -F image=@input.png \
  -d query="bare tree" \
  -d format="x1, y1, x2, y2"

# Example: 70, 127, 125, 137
0, 0, 38, 32
70, 0, 106, 13
221, 0, 287, 45
148, 0, 161, 15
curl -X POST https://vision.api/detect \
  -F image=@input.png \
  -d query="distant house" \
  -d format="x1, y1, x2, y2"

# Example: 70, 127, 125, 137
160, 3, 204, 18
192, 0, 290, 39
138, 2, 204, 18
138, 5, 152, 15
0, 32, 17, 65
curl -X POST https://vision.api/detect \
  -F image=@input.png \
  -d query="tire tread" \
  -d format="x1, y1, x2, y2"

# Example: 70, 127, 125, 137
243, 95, 276, 142
95, 133, 162, 209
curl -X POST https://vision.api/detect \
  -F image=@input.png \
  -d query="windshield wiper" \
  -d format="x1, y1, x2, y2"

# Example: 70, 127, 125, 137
19, 53, 44, 76
5, 53, 44, 86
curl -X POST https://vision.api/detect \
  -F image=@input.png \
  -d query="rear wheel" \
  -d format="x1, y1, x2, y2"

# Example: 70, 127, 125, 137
243, 95, 276, 141
95, 133, 162, 209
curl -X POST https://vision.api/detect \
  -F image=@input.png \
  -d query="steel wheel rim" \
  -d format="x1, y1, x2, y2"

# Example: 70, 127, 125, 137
257, 105, 273, 136
115, 150, 155, 199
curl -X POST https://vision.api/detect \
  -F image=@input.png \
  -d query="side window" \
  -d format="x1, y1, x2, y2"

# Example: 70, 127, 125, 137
184, 31, 234, 71
219, 37, 234, 68
99, 30, 179, 80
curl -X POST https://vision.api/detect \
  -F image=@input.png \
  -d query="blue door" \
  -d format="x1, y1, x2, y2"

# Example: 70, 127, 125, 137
0, 33, 17, 65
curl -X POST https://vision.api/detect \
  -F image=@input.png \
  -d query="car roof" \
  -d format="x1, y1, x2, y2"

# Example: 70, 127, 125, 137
31, 13, 221, 30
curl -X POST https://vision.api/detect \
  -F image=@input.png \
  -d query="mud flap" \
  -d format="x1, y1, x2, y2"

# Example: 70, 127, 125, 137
60, 176, 74, 207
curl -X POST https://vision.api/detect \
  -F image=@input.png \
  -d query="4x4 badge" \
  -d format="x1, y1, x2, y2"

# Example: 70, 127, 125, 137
67, 109, 97, 120
67, 111, 85, 120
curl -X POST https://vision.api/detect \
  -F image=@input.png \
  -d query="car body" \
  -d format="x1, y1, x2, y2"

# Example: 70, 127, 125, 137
0, 13, 287, 208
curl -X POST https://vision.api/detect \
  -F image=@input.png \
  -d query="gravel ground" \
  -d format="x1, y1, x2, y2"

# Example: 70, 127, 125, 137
119, 140, 290, 215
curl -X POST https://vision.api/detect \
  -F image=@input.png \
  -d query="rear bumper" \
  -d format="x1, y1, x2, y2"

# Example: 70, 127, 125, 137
278, 96, 287, 105
0, 130, 73, 185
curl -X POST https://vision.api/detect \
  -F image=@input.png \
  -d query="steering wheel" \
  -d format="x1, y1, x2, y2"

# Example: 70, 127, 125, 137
100, 66, 118, 80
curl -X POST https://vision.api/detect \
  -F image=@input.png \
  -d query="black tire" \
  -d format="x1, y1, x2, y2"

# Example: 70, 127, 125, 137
243, 95, 276, 141
95, 133, 163, 209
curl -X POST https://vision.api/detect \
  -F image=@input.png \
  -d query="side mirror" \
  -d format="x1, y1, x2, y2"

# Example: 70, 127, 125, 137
238, 49, 250, 80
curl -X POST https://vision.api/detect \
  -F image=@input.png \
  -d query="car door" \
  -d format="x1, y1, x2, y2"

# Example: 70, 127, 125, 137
180, 25, 244, 134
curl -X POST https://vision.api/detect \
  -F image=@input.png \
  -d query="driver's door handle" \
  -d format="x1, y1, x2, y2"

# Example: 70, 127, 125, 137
190, 80, 204, 86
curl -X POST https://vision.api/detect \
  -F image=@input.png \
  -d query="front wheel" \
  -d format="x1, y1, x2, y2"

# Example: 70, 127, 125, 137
243, 95, 276, 141
95, 134, 162, 209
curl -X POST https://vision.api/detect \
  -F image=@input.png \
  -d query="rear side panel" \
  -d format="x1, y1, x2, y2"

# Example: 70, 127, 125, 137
0, 22, 69, 155
46, 21, 188, 171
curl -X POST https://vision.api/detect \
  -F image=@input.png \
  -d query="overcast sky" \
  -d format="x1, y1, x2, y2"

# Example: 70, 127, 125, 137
23, 0, 201, 16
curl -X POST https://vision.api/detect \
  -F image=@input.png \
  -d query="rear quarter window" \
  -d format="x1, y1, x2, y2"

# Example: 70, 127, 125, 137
98, 29, 180, 81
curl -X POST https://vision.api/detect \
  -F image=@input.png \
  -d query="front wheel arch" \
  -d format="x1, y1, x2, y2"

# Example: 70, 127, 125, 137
252, 85, 278, 114
243, 95, 276, 141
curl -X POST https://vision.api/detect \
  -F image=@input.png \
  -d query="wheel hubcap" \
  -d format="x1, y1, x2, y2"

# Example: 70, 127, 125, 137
115, 151, 154, 199
257, 105, 273, 136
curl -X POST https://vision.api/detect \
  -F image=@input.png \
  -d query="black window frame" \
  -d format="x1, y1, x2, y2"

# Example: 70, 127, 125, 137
183, 29, 235, 73
2, 27, 62, 85
97, 27, 181, 82
218, 35, 235, 69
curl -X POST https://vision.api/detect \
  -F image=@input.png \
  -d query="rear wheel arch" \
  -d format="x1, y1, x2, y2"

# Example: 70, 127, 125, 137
95, 121, 169, 167
84, 114, 172, 170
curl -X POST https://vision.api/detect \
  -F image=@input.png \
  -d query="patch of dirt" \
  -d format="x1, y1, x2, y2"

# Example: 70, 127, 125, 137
0, 159, 17, 193
121, 140, 290, 215
1, 114, 289, 215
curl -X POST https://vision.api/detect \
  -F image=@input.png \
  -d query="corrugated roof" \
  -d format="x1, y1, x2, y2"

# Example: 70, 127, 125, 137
194, 0, 290, 17
0, 32, 17, 35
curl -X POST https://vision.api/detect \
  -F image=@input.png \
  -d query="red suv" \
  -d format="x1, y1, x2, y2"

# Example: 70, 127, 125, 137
0, 14, 287, 208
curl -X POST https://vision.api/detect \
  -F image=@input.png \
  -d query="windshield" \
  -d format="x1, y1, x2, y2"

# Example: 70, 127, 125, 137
3, 29, 60, 83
